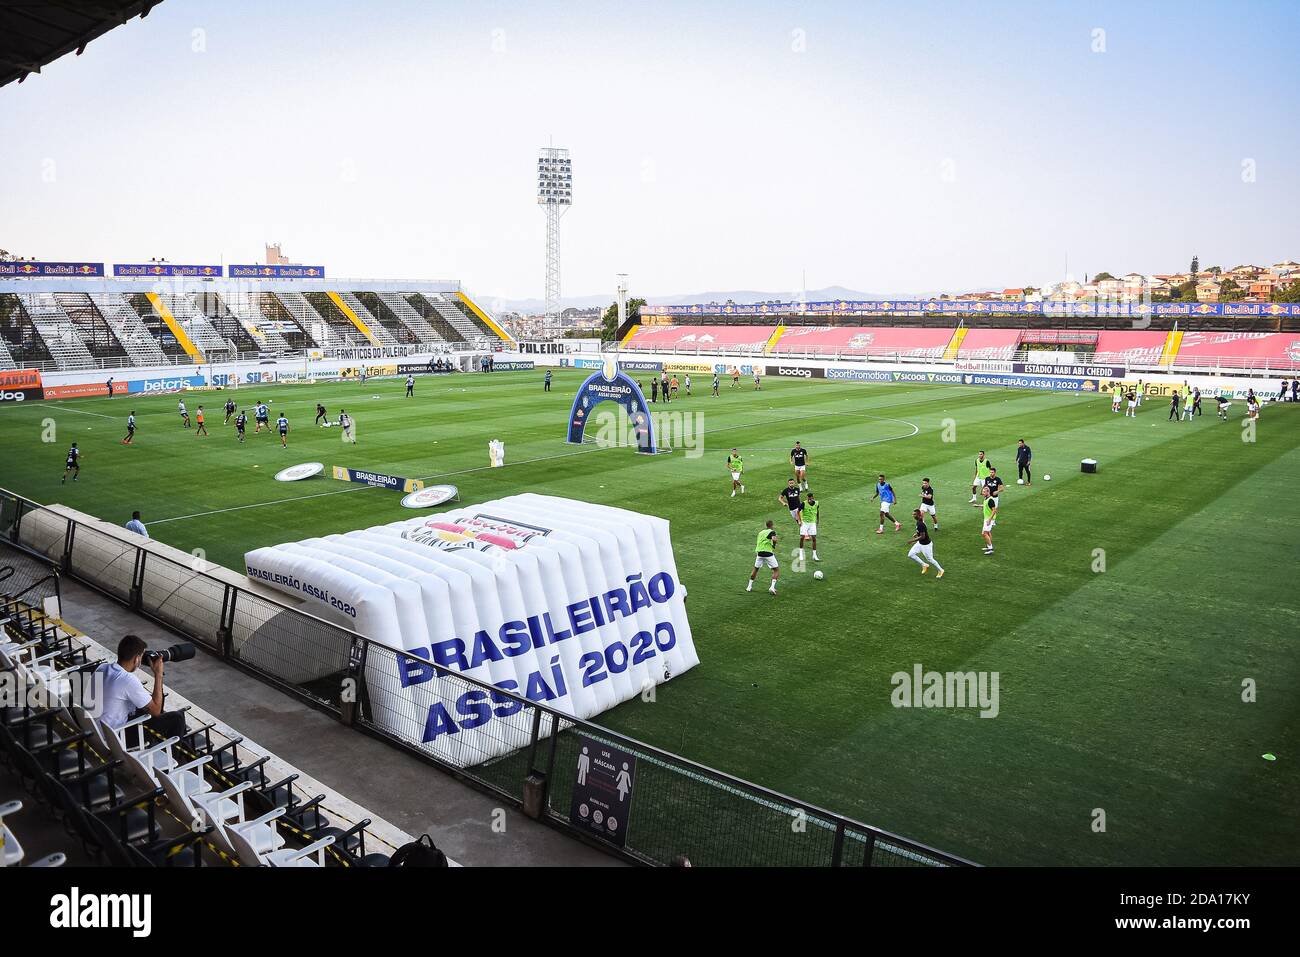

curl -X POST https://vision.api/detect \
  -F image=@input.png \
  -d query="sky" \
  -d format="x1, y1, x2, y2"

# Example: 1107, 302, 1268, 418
2, 0, 1298, 306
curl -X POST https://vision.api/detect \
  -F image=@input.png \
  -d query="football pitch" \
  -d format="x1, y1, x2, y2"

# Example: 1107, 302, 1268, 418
2, 368, 1297, 866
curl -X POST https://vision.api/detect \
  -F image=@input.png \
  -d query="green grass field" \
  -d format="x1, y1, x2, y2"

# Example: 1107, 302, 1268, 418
2, 368, 1297, 865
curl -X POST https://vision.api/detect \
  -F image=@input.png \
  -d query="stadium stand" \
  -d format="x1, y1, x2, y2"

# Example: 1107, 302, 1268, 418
374, 291, 446, 344
407, 293, 468, 343
955, 327, 1022, 360
87, 292, 171, 365
1090, 330, 1170, 367
1, 550, 411, 868
1167, 330, 1300, 370
773, 325, 954, 359
625, 324, 776, 352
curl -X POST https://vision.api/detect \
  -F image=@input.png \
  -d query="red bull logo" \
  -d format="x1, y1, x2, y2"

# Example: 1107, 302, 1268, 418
402, 513, 549, 552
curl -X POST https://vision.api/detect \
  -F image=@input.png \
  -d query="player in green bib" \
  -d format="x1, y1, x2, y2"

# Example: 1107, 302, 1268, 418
727, 448, 745, 497
797, 494, 820, 563
748, 520, 779, 594
980, 485, 998, 555
969, 450, 991, 504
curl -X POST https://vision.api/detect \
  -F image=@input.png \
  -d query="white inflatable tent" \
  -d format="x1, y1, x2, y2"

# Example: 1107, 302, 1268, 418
244, 495, 698, 766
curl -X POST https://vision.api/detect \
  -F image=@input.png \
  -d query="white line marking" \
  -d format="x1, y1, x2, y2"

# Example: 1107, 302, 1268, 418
148, 442, 609, 525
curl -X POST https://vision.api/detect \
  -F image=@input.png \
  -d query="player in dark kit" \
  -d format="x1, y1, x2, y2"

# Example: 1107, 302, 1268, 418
315, 403, 328, 426
919, 478, 938, 529
122, 412, 136, 445
277, 413, 290, 449
1015, 439, 1032, 485
235, 410, 248, 443
224, 397, 237, 424
61, 443, 80, 484
790, 442, 809, 490
984, 467, 1004, 507
778, 479, 803, 525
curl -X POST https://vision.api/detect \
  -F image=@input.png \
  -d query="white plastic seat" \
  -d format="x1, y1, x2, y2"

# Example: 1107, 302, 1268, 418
1, 799, 26, 867
266, 834, 335, 868
223, 806, 289, 866
100, 716, 178, 789
156, 755, 215, 823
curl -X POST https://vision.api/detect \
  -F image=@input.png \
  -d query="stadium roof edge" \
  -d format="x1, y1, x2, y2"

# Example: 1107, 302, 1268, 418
0, 276, 465, 294
0, 1, 165, 89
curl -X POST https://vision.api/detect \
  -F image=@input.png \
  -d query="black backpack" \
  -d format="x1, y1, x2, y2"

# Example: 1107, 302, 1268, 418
389, 834, 448, 867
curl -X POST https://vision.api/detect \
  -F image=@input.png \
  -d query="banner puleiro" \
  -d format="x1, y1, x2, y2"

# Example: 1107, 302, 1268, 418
244, 495, 698, 766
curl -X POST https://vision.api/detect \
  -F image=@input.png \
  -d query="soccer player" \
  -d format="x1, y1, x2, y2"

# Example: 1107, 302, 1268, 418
122, 411, 137, 445
61, 443, 80, 484
727, 448, 745, 497
1169, 390, 1181, 421
1111, 384, 1122, 413
1135, 380, 1144, 406
339, 409, 356, 444
359, 367, 368, 386
544, 370, 552, 392
1182, 389, 1194, 421
984, 467, 1004, 508
224, 397, 237, 424
969, 450, 991, 503
1247, 392, 1261, 420
711, 373, 720, 397
684, 374, 692, 396
406, 374, 415, 397
980, 486, 997, 555
753, 371, 761, 391
106, 376, 114, 399
790, 441, 809, 490
731, 367, 740, 389
277, 412, 290, 448
798, 493, 821, 563
195, 406, 208, 437
1215, 394, 1231, 421
1015, 439, 1032, 486
178, 399, 191, 428
907, 509, 944, 578
873, 473, 902, 534
315, 402, 328, 426
235, 409, 248, 443
255, 401, 269, 433
778, 478, 803, 525
661, 372, 670, 403
1193, 387, 1203, 417
650, 378, 659, 403
919, 477, 938, 529
747, 520, 779, 595
1125, 387, 1137, 418
670, 375, 679, 398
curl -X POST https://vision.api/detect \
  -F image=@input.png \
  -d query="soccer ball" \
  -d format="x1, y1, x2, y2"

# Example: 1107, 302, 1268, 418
1017, 478, 1025, 485
1044, 474, 1051, 481
813, 570, 824, 580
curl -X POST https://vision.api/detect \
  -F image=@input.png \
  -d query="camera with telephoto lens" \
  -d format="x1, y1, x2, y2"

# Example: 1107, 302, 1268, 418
142, 642, 197, 665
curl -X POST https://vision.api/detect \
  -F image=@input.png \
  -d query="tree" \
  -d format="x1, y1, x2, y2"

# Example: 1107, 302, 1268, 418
1218, 278, 1244, 302
1190, 255, 1199, 276
1093, 272, 1116, 282
1207, 265, 1222, 276
602, 297, 646, 342
1170, 279, 1198, 301
1274, 281, 1300, 303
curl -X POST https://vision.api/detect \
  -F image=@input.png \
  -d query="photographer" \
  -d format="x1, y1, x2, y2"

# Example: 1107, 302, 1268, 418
95, 634, 188, 740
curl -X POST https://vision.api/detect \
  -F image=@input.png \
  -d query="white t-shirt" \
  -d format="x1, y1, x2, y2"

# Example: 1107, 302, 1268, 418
95, 662, 152, 729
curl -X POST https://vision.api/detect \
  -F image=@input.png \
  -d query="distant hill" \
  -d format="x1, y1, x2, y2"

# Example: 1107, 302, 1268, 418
492, 285, 960, 314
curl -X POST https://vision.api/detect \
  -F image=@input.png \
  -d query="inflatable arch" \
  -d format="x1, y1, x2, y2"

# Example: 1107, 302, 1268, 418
566, 356, 658, 454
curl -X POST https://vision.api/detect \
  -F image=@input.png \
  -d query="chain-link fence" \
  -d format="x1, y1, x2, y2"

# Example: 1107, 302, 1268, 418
0, 487, 974, 867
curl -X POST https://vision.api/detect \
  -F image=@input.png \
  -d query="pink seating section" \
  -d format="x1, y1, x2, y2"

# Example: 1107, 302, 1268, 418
1172, 331, 1300, 368
772, 326, 954, 357
1091, 331, 1169, 366
955, 328, 1021, 360
624, 325, 773, 350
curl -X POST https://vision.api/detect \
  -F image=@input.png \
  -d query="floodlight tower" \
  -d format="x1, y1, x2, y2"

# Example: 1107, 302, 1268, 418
537, 147, 573, 327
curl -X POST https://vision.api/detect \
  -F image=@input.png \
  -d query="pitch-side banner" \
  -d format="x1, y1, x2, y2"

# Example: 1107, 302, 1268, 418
0, 261, 103, 277
113, 263, 223, 278
244, 495, 699, 766
332, 466, 424, 492
1013, 361, 1126, 378
227, 264, 326, 279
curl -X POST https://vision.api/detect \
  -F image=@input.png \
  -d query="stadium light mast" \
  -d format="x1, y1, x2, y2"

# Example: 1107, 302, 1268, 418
616, 273, 628, 355
537, 147, 572, 328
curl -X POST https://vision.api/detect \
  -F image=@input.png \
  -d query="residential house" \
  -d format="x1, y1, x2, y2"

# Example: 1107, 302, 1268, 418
1195, 278, 1221, 303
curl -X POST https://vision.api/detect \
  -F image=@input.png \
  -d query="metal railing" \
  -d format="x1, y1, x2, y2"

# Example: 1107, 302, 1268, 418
0, 488, 973, 868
